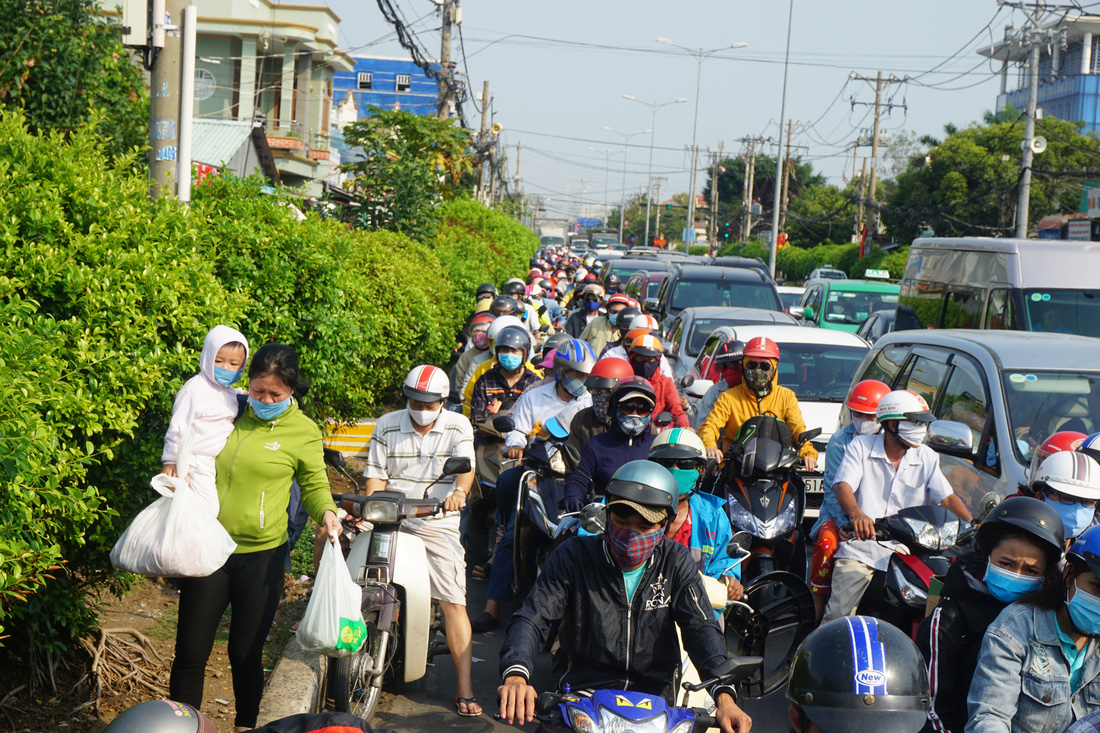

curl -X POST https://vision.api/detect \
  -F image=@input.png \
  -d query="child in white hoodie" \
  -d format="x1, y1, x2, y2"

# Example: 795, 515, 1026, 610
162, 325, 250, 515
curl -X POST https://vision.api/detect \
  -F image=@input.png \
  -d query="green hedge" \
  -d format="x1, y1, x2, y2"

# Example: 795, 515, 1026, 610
0, 110, 538, 659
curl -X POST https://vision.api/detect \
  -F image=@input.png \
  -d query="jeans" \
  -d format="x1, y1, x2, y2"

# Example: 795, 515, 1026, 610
486, 465, 524, 603
285, 480, 308, 573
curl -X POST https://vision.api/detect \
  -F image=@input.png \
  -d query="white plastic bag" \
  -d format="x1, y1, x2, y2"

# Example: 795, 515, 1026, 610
297, 539, 367, 657
110, 427, 237, 577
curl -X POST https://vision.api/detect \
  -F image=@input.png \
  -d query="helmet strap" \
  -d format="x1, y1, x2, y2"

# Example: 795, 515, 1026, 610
884, 423, 911, 451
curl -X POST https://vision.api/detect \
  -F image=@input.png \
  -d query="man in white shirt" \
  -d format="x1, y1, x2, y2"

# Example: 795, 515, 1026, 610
364, 365, 481, 716
822, 390, 972, 624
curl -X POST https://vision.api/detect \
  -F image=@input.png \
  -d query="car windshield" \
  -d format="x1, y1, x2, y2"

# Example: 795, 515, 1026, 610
1002, 370, 1100, 466
1023, 289, 1100, 337
590, 236, 619, 246
822, 290, 898, 325
671, 279, 780, 311
778, 291, 802, 310
776, 343, 868, 402
685, 318, 741, 356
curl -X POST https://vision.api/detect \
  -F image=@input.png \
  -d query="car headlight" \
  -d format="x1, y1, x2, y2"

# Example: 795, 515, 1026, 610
903, 517, 940, 550
360, 499, 400, 524
567, 707, 599, 733
726, 496, 756, 533
598, 708, 667, 733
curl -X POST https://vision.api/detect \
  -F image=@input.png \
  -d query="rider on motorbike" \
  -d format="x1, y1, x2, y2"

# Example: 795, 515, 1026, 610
460, 315, 532, 414
693, 339, 744, 429
564, 284, 605, 339
580, 293, 637, 356
822, 390, 973, 623
469, 325, 541, 424
629, 335, 689, 428
563, 357, 634, 458
1031, 443, 1100, 543
498, 460, 754, 733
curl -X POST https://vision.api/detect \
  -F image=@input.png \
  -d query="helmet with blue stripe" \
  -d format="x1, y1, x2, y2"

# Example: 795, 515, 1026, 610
786, 615, 929, 733
552, 339, 596, 379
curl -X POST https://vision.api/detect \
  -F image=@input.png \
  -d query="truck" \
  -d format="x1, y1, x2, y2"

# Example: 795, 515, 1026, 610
537, 219, 569, 245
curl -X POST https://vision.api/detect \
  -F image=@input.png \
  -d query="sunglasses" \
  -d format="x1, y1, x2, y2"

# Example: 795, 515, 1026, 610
744, 360, 772, 371
619, 401, 653, 416
658, 459, 702, 471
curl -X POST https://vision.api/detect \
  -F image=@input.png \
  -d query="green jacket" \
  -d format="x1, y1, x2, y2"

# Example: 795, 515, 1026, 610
215, 401, 337, 553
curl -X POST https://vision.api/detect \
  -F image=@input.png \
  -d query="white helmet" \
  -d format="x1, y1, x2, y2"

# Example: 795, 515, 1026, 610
628, 313, 660, 332
403, 365, 449, 402
875, 389, 935, 424
488, 315, 524, 342
1034, 451, 1100, 500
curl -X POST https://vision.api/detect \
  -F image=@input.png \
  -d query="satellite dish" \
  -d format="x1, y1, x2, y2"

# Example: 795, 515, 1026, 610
1031, 136, 1047, 154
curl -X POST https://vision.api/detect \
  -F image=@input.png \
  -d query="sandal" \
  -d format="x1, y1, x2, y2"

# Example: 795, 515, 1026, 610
455, 697, 483, 717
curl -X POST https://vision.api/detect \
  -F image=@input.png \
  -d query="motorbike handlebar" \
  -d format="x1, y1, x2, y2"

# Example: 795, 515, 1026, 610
839, 521, 888, 541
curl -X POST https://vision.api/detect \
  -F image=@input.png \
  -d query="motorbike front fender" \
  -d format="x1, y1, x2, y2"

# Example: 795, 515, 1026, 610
392, 531, 432, 683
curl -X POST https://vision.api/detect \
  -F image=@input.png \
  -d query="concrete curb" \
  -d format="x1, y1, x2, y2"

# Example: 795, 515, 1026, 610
256, 637, 326, 726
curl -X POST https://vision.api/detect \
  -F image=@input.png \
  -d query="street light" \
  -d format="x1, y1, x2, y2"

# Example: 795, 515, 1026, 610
657, 38, 748, 253
623, 94, 687, 248
769, 0, 795, 278
603, 126, 651, 243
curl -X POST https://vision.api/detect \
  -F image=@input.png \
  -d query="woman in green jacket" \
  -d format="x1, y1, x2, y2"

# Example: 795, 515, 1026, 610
169, 343, 340, 732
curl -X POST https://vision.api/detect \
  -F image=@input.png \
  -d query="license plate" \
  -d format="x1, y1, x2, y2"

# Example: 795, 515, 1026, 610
803, 475, 823, 494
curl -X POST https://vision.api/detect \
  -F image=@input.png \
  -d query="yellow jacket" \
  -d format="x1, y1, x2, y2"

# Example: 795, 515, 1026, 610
698, 378, 817, 459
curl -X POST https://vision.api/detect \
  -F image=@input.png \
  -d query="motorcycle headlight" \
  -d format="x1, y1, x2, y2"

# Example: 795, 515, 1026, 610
903, 517, 940, 550
360, 499, 400, 525
887, 558, 928, 609
567, 707, 599, 733
940, 519, 962, 549
598, 708, 667, 733
761, 495, 798, 540
726, 496, 756, 534
549, 445, 567, 475
669, 721, 694, 733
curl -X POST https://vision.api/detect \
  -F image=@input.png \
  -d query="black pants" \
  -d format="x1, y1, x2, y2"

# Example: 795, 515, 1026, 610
170, 545, 287, 728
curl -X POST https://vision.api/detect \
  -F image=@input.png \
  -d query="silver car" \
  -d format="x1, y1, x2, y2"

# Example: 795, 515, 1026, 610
663, 306, 798, 381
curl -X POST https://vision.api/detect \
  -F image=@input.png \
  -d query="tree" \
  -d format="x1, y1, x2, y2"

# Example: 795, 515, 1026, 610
702, 154, 826, 238
883, 113, 1100, 242
0, 0, 147, 160
787, 182, 859, 247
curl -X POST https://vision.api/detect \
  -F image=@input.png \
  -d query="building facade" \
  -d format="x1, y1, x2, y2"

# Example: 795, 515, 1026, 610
332, 56, 440, 118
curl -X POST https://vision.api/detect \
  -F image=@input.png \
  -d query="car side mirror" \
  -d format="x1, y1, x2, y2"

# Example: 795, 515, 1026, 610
662, 340, 676, 358
788, 306, 804, 319
442, 456, 472, 476
685, 379, 713, 399
926, 420, 976, 458
643, 297, 660, 314
803, 306, 814, 320
493, 415, 516, 434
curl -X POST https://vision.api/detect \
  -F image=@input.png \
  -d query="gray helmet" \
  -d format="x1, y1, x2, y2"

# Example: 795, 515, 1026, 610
104, 700, 217, 733
605, 460, 677, 522
786, 616, 930, 733
476, 282, 498, 299
502, 278, 527, 297
977, 496, 1065, 565
490, 296, 518, 317
541, 331, 572, 356
494, 325, 532, 360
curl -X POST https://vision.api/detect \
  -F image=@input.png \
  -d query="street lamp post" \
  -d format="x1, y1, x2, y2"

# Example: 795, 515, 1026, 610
768, 0, 795, 279
603, 126, 651, 244
657, 38, 747, 253
623, 94, 687, 248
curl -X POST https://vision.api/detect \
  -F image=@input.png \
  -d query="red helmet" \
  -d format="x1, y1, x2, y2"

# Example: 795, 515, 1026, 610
586, 357, 634, 391
607, 293, 634, 308
743, 336, 780, 361
846, 379, 891, 414
1030, 430, 1088, 480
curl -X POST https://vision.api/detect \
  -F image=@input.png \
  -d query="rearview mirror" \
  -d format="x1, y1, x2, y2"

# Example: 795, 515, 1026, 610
727, 531, 752, 556
680, 375, 695, 389
803, 306, 814, 320
323, 447, 347, 469
442, 456, 472, 476
493, 415, 516, 434
643, 297, 660, 314
797, 428, 822, 445
654, 411, 674, 428
685, 378, 713, 399
978, 491, 1002, 523
562, 443, 582, 472
580, 502, 607, 534
788, 306, 804, 319
926, 420, 976, 457
447, 390, 462, 405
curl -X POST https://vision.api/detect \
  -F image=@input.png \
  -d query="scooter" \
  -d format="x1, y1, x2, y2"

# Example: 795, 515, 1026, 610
325, 452, 471, 720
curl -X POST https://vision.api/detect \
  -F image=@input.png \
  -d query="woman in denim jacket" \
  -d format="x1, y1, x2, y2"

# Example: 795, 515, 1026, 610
967, 524, 1100, 732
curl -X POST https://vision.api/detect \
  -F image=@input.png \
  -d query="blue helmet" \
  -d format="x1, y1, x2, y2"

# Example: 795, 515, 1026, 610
1069, 525, 1100, 576
605, 460, 678, 522
1078, 432, 1100, 463
553, 339, 596, 379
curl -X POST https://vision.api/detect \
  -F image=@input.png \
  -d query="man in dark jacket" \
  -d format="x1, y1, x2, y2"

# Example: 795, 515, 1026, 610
564, 284, 605, 339
497, 460, 753, 733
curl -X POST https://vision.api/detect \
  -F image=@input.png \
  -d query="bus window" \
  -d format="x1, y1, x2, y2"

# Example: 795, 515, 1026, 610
898, 280, 945, 329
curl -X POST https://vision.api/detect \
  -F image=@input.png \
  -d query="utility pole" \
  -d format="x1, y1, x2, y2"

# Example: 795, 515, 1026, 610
780, 119, 794, 232
855, 157, 869, 241
475, 80, 489, 202
436, 0, 454, 118
742, 137, 758, 241
149, 0, 185, 200
850, 71, 906, 239
684, 146, 699, 252
654, 176, 664, 241
708, 146, 721, 250
176, 4, 197, 204
514, 140, 522, 196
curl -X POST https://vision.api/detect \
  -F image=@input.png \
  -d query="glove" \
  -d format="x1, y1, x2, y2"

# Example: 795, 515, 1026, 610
563, 497, 584, 514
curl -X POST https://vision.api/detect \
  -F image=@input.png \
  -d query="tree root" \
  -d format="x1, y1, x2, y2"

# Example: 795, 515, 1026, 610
77, 627, 169, 715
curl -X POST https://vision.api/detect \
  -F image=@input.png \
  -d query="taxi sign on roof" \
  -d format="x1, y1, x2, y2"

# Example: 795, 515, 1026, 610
864, 269, 890, 280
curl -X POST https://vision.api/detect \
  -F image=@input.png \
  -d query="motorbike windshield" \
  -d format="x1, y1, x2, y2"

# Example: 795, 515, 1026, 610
740, 435, 786, 477
1002, 369, 1100, 468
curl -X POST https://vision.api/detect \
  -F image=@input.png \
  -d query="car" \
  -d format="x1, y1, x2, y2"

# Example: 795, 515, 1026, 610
687, 324, 871, 517
648, 265, 784, 333
847, 329, 1100, 515
663, 306, 799, 381
808, 266, 847, 280
707, 255, 772, 281
855, 309, 896, 345
796, 278, 900, 333
625, 249, 703, 264
598, 258, 676, 290
777, 285, 805, 313
623, 269, 669, 306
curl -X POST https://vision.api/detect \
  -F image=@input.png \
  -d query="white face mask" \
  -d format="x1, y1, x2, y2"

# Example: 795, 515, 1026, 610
852, 415, 880, 436
408, 403, 442, 426
896, 420, 928, 446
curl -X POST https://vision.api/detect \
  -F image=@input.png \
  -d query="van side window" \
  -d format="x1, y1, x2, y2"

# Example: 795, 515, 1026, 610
905, 355, 950, 408
898, 281, 945, 329
943, 288, 984, 329
862, 344, 909, 386
985, 288, 1018, 330
940, 360, 992, 467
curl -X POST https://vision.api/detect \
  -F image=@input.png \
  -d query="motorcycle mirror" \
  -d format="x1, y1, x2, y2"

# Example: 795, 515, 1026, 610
323, 447, 347, 470
686, 656, 764, 691
441, 456, 472, 476
493, 415, 516, 433
655, 411, 674, 427
680, 374, 695, 389
727, 531, 752, 556
563, 443, 582, 471
579, 503, 607, 534
447, 390, 462, 404
797, 428, 822, 445
978, 491, 1001, 522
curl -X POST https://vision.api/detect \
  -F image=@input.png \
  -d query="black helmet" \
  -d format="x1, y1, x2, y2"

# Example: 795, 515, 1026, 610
714, 339, 746, 366
502, 278, 527, 297
476, 282, 498, 299
614, 306, 642, 328
605, 459, 677, 523
105, 700, 217, 733
977, 496, 1065, 564
494, 325, 532, 358
606, 273, 621, 287
786, 616, 930, 733
490, 296, 518, 317
540, 331, 572, 356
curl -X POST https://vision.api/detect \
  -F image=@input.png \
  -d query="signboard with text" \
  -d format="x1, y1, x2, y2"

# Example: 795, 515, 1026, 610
1068, 220, 1092, 241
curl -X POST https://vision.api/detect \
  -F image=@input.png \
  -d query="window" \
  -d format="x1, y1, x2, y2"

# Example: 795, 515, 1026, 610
985, 288, 1017, 330
942, 287, 983, 329
670, 279, 781, 311
396, 74, 411, 92
905, 354, 950, 408
357, 72, 372, 90
861, 343, 908, 386
668, 317, 685, 357
939, 360, 990, 459
897, 280, 945, 331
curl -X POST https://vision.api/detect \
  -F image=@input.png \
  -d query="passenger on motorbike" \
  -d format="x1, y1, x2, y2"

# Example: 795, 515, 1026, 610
693, 339, 744, 429
628, 335, 689, 429
600, 315, 675, 378
700, 336, 817, 471
563, 357, 634, 459
451, 312, 495, 390
966, 525, 1100, 732
460, 316, 533, 414
808, 379, 890, 621
563, 376, 658, 512
917, 497, 1065, 733
504, 278, 551, 337
786, 615, 931, 733
822, 390, 972, 623
1032, 450, 1100, 545
564, 284, 605, 339
498, 460, 754, 733
580, 293, 637, 356
469, 326, 541, 424
649, 428, 743, 601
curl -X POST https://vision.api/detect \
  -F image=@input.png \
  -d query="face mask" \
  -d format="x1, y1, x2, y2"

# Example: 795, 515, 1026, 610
604, 521, 663, 568
408, 404, 442, 426
668, 467, 699, 496
1067, 578, 1100, 635
744, 363, 774, 397
608, 312, 619, 327
852, 415, 881, 436
1048, 498, 1096, 538
631, 358, 659, 380
896, 421, 928, 446
498, 352, 523, 372
472, 331, 490, 350
250, 394, 292, 421
560, 375, 588, 397
721, 366, 742, 388
983, 563, 1043, 603
584, 299, 601, 313
616, 411, 651, 437
593, 392, 612, 424
213, 366, 243, 388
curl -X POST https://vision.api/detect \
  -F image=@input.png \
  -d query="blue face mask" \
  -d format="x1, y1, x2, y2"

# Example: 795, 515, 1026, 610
560, 375, 587, 397
584, 299, 601, 313
498, 352, 523, 372
213, 365, 243, 388
1067, 578, 1100, 635
1047, 498, 1096, 539
249, 394, 293, 421
617, 411, 651, 437
608, 312, 619, 326
668, 466, 699, 497
983, 562, 1043, 603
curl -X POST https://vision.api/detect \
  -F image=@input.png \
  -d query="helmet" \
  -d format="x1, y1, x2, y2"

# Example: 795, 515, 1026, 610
487, 314, 525, 343
1030, 430, 1088, 479
630, 334, 663, 358
104, 700, 217, 733
977, 496, 1065, 563
553, 339, 597, 378
876, 389, 934, 424
1077, 432, 1100, 463
609, 375, 657, 413
494, 325, 532, 359
476, 282, 498, 299
502, 278, 526, 297
650, 427, 707, 466
743, 336, 780, 361
713, 339, 745, 366
606, 273, 621, 287
607, 293, 634, 309
604, 460, 678, 523
469, 312, 496, 330
628, 314, 660, 332
846, 379, 891, 414
786, 616, 930, 733
403, 365, 449, 402
528, 268, 543, 279
1068, 525, 1100, 577
586, 357, 634, 391
623, 327, 652, 349
575, 267, 588, 280
540, 331, 572, 356
1032, 451, 1100, 500
581, 283, 605, 299
613, 306, 642, 327
490, 295, 518, 317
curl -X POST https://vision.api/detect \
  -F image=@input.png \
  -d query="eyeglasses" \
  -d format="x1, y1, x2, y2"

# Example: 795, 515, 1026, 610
619, 401, 654, 416
744, 360, 771, 371
1043, 487, 1099, 508
658, 459, 702, 471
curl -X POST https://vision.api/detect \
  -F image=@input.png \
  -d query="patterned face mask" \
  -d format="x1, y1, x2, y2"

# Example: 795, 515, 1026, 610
743, 361, 775, 398
604, 521, 662, 568
593, 391, 612, 424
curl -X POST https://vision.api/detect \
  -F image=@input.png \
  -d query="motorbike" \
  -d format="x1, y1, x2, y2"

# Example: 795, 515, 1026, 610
323, 450, 471, 720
